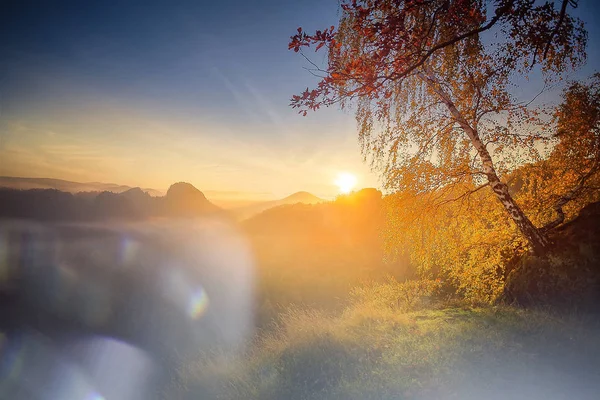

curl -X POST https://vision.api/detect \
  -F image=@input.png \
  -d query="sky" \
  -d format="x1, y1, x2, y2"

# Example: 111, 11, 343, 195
1, 0, 599, 200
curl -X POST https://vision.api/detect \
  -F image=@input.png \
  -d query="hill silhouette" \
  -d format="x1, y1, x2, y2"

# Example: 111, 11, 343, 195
164, 182, 221, 216
233, 191, 324, 220
0, 182, 220, 221
282, 191, 323, 203
0, 176, 163, 197
239, 188, 413, 314
244, 188, 381, 235
120, 187, 152, 205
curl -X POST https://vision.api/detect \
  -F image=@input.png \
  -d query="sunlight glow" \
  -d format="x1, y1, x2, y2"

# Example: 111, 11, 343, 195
335, 172, 357, 194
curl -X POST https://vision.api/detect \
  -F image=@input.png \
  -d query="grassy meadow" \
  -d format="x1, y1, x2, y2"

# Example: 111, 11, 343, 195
169, 295, 600, 399
166, 191, 600, 399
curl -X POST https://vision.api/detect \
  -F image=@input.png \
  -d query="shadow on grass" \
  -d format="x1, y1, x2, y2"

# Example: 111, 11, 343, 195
169, 306, 600, 400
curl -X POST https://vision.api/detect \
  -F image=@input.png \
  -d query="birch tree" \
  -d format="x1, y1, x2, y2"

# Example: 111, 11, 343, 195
288, 0, 587, 254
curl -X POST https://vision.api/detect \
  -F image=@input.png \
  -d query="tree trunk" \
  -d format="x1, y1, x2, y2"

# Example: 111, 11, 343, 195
419, 71, 550, 255
481, 160, 551, 255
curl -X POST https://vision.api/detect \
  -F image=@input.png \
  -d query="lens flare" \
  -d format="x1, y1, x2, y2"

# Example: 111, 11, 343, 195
119, 236, 140, 266
0, 230, 9, 283
72, 336, 156, 400
0, 332, 106, 400
187, 287, 210, 320
85, 393, 106, 400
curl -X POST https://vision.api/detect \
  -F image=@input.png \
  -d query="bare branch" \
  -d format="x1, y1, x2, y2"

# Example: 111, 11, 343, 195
542, 0, 577, 61
541, 156, 600, 232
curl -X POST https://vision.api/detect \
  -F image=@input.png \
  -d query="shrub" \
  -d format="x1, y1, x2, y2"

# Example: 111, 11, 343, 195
503, 249, 600, 309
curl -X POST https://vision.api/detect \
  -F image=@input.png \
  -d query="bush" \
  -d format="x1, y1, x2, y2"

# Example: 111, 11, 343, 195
503, 201, 600, 309
503, 249, 600, 309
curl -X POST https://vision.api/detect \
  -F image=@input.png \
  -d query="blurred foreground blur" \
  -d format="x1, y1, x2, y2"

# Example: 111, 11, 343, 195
0, 218, 255, 400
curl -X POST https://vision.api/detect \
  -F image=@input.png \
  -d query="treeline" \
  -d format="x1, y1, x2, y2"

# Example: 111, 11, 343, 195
0, 182, 221, 221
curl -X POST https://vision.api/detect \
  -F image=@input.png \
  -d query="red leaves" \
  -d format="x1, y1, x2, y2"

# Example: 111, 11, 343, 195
290, 0, 556, 115
290, 85, 329, 116
288, 24, 340, 114
288, 25, 336, 53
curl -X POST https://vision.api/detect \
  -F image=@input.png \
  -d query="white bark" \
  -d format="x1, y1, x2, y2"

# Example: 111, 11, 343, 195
418, 69, 550, 254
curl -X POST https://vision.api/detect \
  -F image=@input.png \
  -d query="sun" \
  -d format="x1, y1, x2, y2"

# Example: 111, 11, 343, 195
335, 172, 357, 194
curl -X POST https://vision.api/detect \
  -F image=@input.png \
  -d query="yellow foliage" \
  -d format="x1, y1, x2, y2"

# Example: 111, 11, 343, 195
383, 74, 600, 304
384, 187, 524, 304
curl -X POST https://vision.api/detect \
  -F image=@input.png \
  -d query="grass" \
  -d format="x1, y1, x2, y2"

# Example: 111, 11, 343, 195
166, 198, 600, 399
167, 298, 600, 400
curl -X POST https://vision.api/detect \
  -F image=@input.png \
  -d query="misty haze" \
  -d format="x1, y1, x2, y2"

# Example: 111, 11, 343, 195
1, 1, 600, 400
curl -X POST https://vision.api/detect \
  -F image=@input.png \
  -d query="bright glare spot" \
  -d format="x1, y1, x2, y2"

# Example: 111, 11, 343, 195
119, 236, 140, 266
335, 172, 357, 194
85, 393, 106, 400
187, 287, 210, 320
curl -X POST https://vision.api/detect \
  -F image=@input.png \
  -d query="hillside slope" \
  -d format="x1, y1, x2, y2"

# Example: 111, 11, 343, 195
232, 191, 324, 220
503, 201, 600, 309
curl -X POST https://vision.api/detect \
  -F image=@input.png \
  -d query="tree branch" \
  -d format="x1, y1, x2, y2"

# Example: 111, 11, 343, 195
541, 156, 600, 232
436, 182, 490, 207
542, 0, 577, 61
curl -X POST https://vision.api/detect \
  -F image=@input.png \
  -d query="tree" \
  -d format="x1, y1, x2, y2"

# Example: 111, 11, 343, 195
288, 0, 587, 254
382, 76, 600, 303
543, 73, 600, 229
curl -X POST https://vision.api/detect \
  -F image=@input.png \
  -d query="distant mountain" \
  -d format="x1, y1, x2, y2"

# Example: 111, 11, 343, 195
243, 188, 384, 238
120, 187, 151, 203
0, 176, 163, 197
0, 182, 221, 221
282, 191, 324, 204
164, 182, 220, 216
233, 191, 324, 220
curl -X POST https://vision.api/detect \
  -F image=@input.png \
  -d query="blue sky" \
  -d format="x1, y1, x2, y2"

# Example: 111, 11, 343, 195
1, 0, 599, 198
